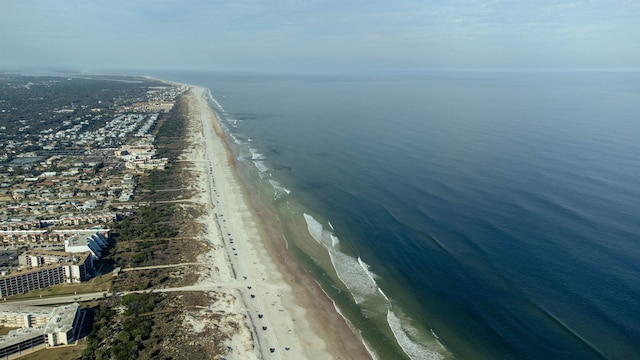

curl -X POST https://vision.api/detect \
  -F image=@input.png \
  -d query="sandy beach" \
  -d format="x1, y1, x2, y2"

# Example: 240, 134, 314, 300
183, 86, 372, 359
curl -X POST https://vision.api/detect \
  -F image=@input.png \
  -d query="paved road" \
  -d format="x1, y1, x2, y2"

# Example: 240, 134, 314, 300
0, 282, 249, 306
121, 262, 203, 272
2, 292, 108, 306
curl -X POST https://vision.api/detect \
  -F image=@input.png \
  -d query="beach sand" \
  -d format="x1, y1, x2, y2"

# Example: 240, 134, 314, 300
183, 86, 372, 359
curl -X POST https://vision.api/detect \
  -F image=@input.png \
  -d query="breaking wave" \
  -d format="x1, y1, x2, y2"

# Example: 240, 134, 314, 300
206, 89, 226, 113
249, 147, 265, 160
207, 87, 445, 360
269, 179, 291, 199
253, 160, 269, 173
303, 213, 442, 359
388, 310, 444, 360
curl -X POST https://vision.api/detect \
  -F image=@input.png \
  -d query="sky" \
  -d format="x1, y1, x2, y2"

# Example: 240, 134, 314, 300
1, 0, 639, 72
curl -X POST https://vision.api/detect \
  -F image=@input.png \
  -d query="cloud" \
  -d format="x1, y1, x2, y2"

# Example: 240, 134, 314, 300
1, 0, 638, 70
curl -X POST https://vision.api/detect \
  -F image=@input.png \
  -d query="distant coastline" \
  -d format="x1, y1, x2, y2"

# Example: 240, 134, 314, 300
185, 75, 449, 360
180, 84, 373, 359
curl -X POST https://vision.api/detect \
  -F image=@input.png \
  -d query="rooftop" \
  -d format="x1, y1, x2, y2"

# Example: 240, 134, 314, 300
0, 303, 79, 348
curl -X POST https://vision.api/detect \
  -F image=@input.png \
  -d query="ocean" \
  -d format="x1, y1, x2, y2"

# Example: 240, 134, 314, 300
153, 70, 640, 359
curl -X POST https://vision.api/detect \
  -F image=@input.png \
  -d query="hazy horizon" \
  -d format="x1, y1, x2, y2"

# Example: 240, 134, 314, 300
1, 0, 639, 73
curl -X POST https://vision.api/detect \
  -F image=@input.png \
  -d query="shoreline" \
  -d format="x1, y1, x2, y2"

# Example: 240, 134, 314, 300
183, 85, 372, 359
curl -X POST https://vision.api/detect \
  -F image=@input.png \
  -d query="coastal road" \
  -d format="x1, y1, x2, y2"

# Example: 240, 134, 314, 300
121, 262, 203, 272
192, 90, 287, 359
0, 282, 254, 306
2, 292, 107, 306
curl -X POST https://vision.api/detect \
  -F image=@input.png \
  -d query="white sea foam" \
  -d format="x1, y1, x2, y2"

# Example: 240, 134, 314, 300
359, 257, 379, 284
253, 160, 269, 173
387, 310, 444, 360
269, 179, 291, 198
323, 286, 380, 360
303, 213, 333, 248
249, 147, 266, 160
362, 339, 381, 360
230, 134, 243, 145
329, 250, 380, 304
328, 221, 335, 231
207, 90, 226, 113
378, 287, 390, 302
303, 213, 380, 304
330, 234, 339, 247
303, 213, 443, 359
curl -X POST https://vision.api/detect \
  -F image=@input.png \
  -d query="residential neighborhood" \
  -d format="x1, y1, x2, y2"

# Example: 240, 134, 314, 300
0, 75, 185, 295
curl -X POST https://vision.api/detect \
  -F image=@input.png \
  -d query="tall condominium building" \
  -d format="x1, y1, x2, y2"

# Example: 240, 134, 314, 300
0, 252, 93, 298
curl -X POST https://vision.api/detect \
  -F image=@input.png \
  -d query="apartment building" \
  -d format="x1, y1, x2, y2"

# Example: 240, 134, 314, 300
0, 252, 93, 298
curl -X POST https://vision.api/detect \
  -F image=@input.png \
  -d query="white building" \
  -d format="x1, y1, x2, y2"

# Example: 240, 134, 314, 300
18, 251, 94, 284
0, 303, 81, 359
64, 231, 109, 260
0, 252, 93, 297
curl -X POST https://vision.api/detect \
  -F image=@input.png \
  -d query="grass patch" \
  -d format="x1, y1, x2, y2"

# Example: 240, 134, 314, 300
82, 292, 231, 360
113, 204, 180, 242
111, 267, 201, 292
17, 340, 86, 360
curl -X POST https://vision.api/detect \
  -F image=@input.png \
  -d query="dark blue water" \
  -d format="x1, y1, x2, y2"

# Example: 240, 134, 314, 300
156, 70, 640, 359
